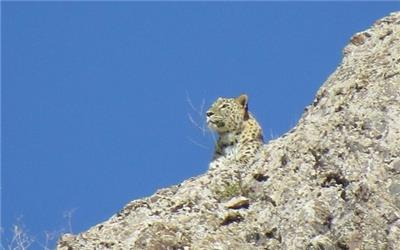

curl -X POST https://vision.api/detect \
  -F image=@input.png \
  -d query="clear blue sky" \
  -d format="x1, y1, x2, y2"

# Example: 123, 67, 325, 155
2, 2, 399, 248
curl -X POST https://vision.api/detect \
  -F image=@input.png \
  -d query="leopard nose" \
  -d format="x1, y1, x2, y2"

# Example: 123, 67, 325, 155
206, 111, 214, 117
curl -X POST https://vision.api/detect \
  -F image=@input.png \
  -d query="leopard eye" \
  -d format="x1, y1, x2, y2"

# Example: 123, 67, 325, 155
220, 104, 229, 109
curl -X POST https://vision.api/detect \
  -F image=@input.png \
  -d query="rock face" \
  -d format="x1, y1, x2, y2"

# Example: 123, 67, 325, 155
58, 12, 400, 250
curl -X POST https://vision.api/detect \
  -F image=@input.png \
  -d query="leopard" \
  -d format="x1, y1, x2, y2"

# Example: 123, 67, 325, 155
206, 94, 264, 165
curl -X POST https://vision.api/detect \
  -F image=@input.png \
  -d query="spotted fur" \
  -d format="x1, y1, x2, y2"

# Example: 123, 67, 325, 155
206, 94, 264, 164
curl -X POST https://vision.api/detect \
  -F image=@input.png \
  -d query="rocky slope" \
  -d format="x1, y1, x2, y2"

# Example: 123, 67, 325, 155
58, 12, 400, 250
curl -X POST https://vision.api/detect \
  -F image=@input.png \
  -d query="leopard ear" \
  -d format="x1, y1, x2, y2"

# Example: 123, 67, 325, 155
236, 94, 248, 109
236, 94, 249, 120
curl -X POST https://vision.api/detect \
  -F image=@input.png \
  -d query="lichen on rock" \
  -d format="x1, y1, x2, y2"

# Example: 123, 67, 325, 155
58, 12, 400, 250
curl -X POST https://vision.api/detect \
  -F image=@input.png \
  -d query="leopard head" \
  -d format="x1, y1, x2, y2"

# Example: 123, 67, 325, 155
206, 94, 249, 134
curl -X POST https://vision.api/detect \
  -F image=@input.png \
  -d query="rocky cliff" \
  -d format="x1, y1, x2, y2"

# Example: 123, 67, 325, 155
58, 12, 400, 250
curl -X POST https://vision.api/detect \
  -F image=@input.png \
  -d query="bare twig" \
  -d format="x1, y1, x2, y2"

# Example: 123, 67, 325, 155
62, 208, 77, 234
186, 137, 209, 150
187, 113, 207, 135
186, 92, 208, 136
186, 92, 217, 151
36, 230, 60, 250
2, 210, 76, 250
7, 219, 34, 250
269, 128, 275, 140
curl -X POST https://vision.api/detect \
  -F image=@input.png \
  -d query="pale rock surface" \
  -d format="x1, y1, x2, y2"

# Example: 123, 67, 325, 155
58, 12, 400, 250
